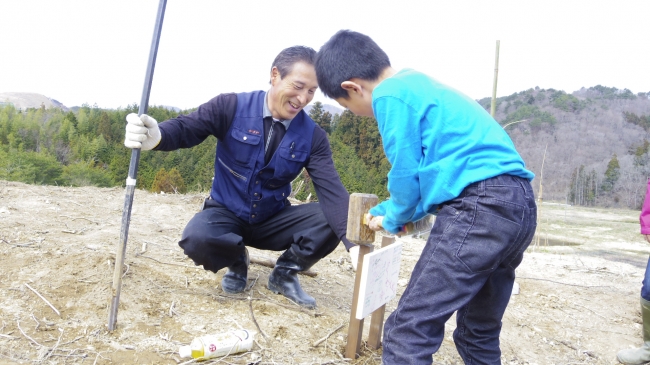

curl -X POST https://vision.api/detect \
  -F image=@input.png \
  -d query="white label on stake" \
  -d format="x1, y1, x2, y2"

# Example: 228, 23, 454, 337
356, 241, 403, 319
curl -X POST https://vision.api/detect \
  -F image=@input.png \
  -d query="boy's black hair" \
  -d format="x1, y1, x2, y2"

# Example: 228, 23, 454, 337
270, 46, 317, 83
315, 30, 391, 99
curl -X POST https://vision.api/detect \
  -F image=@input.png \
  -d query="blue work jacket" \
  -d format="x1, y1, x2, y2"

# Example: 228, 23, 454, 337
211, 91, 315, 224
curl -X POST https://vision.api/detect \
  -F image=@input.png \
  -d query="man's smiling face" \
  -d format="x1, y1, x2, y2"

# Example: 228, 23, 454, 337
268, 61, 318, 120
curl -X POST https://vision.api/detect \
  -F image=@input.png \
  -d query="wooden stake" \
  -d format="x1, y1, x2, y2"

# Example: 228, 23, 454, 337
346, 193, 378, 245
345, 243, 373, 359
367, 235, 396, 349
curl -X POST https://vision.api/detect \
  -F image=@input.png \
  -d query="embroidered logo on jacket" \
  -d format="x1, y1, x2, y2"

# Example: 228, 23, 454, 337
248, 129, 261, 135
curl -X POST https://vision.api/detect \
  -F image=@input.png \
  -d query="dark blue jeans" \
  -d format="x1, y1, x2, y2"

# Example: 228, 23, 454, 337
382, 174, 537, 365
641, 257, 650, 301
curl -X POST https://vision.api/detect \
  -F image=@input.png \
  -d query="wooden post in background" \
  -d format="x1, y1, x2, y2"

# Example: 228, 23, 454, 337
345, 193, 378, 359
535, 143, 548, 248
491, 40, 500, 118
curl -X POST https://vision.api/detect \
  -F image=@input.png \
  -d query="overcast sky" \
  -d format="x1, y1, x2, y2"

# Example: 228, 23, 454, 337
2, 0, 649, 110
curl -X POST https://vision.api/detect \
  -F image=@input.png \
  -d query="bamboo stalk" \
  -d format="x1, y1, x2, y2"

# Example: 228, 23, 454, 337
490, 40, 500, 117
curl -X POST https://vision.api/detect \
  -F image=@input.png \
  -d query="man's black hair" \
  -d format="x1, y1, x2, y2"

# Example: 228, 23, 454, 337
315, 30, 391, 99
271, 46, 317, 82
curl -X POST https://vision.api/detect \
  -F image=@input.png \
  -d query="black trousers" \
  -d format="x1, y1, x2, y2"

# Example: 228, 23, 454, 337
179, 198, 340, 273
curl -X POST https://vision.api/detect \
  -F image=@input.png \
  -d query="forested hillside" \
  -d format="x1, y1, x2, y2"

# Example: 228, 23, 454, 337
0, 101, 390, 202
481, 86, 650, 208
2, 85, 650, 209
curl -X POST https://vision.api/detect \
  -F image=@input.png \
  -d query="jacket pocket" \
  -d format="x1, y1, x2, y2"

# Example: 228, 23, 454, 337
456, 197, 524, 273
218, 157, 247, 182
229, 128, 262, 165
264, 145, 308, 188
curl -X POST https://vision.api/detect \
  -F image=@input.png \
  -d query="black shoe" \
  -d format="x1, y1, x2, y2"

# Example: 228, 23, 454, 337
268, 248, 317, 309
221, 248, 249, 294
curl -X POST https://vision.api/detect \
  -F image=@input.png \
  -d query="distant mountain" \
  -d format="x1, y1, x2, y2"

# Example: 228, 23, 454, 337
304, 102, 343, 116
0, 91, 341, 117
0, 92, 69, 111
478, 86, 650, 207
159, 105, 181, 113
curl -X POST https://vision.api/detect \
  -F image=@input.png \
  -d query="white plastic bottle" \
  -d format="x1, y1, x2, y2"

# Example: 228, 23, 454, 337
178, 329, 255, 360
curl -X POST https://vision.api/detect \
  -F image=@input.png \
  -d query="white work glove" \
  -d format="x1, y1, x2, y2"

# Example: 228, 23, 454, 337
124, 113, 161, 150
366, 215, 405, 236
349, 245, 360, 271
367, 215, 384, 231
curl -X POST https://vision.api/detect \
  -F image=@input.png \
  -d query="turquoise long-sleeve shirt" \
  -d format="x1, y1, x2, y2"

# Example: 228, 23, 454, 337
368, 69, 534, 233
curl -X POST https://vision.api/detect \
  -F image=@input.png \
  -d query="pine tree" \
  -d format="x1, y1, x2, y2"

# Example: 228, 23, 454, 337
308, 101, 332, 134
633, 140, 650, 179
601, 154, 620, 192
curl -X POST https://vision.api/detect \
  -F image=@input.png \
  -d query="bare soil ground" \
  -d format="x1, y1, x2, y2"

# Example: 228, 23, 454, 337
1, 180, 649, 364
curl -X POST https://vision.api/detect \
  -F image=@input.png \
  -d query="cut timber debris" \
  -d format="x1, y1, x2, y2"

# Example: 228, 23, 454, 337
250, 254, 317, 277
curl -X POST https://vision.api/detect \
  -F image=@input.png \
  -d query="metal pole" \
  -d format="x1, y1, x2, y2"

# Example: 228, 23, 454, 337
490, 40, 500, 118
108, 0, 167, 331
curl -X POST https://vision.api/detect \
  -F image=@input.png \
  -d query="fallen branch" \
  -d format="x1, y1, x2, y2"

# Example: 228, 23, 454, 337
59, 215, 100, 224
246, 273, 260, 292
17, 320, 43, 347
249, 294, 269, 340
24, 283, 60, 317
59, 335, 83, 347
572, 302, 606, 320
30, 313, 41, 329
312, 323, 345, 347
42, 328, 64, 362
64, 199, 84, 207
136, 254, 200, 269
122, 263, 130, 278
250, 255, 317, 277
178, 358, 197, 365
173, 288, 320, 317
556, 338, 596, 358
254, 290, 322, 317
1, 237, 38, 248
517, 276, 614, 289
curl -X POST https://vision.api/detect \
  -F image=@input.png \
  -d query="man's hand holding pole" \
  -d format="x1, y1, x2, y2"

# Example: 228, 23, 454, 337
124, 114, 161, 150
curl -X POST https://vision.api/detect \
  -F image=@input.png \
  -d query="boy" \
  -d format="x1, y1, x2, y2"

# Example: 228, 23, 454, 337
315, 30, 537, 365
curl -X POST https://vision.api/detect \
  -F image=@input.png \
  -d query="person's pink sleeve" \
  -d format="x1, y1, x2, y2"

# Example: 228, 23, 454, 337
641, 179, 650, 234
